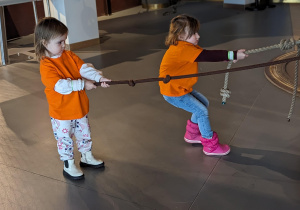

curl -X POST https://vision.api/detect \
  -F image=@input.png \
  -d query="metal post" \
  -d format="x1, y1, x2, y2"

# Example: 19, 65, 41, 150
0, 6, 9, 66
32, 0, 38, 24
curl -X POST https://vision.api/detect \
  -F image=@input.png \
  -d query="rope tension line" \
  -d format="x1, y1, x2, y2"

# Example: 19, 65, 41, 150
95, 55, 300, 86
95, 38, 300, 121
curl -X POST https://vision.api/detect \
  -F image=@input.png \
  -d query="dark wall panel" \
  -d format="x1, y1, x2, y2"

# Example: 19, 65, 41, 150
111, 0, 141, 12
96, 0, 141, 16
5, 2, 45, 40
96, 0, 108, 16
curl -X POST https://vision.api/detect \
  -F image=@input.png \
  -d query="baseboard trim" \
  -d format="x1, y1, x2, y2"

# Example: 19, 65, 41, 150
67, 38, 100, 51
223, 3, 251, 10
142, 3, 170, 10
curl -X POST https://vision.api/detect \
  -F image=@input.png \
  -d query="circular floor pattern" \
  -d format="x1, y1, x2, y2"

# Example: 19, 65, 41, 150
265, 50, 300, 96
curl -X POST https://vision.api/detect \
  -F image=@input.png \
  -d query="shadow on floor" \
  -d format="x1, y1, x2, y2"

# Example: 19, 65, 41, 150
223, 145, 300, 180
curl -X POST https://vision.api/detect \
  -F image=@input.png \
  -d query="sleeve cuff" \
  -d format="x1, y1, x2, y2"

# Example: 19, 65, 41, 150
227, 51, 238, 61
95, 74, 102, 82
72, 79, 84, 91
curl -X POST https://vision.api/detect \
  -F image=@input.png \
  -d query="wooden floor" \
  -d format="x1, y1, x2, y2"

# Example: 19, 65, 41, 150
0, 2, 299, 210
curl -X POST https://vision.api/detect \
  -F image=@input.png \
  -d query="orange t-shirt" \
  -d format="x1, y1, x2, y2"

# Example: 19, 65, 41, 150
40, 50, 89, 120
159, 41, 203, 96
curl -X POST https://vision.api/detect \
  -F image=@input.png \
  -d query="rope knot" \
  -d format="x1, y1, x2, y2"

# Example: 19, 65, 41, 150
279, 38, 295, 51
220, 88, 231, 104
163, 75, 171, 84
220, 88, 231, 97
128, 80, 136, 87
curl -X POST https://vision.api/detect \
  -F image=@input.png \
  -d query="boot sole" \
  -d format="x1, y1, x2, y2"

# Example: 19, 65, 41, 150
184, 137, 202, 144
203, 148, 230, 156
63, 170, 84, 180
80, 161, 105, 168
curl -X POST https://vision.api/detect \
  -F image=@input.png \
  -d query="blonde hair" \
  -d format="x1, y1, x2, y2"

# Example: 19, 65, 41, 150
165, 14, 200, 46
34, 17, 68, 61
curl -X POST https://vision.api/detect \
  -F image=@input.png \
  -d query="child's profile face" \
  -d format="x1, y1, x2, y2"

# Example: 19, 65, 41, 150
178, 26, 200, 45
44, 33, 68, 57
182, 32, 200, 45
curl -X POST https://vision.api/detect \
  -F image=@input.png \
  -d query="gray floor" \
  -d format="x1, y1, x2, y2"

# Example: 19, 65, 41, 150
0, 1, 300, 210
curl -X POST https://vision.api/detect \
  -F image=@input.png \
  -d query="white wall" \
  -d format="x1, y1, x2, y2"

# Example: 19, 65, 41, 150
43, 0, 99, 45
224, 0, 255, 5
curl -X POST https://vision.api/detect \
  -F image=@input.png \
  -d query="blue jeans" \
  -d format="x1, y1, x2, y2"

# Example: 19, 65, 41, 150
163, 90, 213, 138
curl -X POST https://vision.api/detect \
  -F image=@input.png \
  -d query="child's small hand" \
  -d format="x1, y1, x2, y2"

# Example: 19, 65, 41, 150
233, 49, 248, 63
100, 77, 111, 88
84, 80, 97, 90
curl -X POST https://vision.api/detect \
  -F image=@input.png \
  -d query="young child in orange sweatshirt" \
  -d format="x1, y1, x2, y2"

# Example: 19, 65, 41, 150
159, 14, 248, 155
35, 17, 110, 180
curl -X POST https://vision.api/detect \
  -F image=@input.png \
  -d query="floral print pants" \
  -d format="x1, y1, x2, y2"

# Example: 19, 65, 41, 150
51, 115, 92, 161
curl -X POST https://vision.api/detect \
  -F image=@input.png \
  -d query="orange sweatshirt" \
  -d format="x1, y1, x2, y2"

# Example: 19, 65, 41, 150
159, 41, 203, 97
40, 50, 89, 120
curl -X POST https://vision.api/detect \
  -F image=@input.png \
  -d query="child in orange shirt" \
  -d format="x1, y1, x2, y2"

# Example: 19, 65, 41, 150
159, 14, 248, 156
35, 17, 110, 180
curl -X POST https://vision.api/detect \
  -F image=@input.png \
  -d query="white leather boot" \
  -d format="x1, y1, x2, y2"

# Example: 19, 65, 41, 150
80, 151, 104, 168
63, 159, 84, 180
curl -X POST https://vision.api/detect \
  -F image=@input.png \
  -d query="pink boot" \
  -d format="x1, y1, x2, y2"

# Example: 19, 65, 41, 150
201, 132, 230, 156
184, 120, 202, 144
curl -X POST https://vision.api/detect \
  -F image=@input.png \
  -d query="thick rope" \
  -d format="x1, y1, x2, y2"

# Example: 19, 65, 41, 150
95, 38, 300, 121
95, 55, 300, 86
287, 45, 300, 121
220, 38, 300, 104
220, 61, 232, 104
